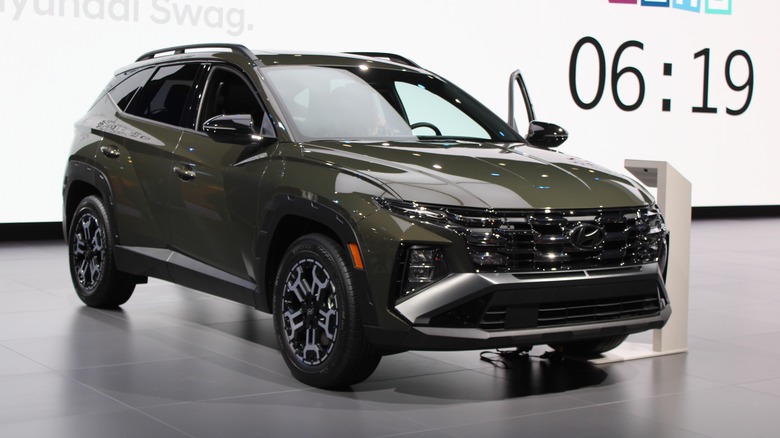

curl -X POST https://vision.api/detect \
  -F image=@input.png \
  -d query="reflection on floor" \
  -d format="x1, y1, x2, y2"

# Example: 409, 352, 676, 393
1, 218, 780, 437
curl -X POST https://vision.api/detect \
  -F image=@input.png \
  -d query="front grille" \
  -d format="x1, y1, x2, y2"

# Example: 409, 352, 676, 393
429, 288, 663, 331
380, 200, 668, 273
479, 294, 662, 330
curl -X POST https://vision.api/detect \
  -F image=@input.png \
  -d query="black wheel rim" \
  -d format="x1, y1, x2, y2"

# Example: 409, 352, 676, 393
72, 212, 105, 292
281, 257, 339, 366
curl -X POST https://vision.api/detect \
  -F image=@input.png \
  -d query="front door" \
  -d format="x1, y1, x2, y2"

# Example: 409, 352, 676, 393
168, 66, 274, 281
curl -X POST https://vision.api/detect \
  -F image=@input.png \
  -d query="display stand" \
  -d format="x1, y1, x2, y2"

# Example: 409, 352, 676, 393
587, 160, 691, 364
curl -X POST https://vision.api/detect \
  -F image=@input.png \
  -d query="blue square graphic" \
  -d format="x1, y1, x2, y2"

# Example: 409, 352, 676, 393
641, 0, 670, 7
673, 0, 701, 12
705, 0, 732, 15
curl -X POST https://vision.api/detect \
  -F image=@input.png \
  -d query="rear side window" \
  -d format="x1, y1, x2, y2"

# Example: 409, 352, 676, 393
126, 64, 200, 127
108, 68, 154, 111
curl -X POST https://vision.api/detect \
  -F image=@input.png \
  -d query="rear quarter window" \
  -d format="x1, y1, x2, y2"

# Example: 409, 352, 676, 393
108, 68, 155, 112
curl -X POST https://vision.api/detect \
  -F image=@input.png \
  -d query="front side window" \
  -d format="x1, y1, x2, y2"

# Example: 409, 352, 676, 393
126, 64, 200, 127
198, 67, 264, 130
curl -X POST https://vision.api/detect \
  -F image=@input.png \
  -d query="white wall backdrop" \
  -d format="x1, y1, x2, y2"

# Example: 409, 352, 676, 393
0, 0, 775, 222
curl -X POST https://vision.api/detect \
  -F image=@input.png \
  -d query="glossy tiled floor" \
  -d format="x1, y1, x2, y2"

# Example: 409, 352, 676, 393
2, 218, 780, 437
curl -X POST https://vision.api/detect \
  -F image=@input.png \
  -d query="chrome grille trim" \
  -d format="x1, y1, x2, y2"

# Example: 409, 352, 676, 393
379, 200, 668, 273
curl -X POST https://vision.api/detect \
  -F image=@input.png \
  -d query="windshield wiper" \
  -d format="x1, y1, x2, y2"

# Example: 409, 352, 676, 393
416, 137, 493, 145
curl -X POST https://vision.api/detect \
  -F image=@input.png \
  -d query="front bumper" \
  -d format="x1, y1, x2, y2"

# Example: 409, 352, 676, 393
366, 263, 670, 351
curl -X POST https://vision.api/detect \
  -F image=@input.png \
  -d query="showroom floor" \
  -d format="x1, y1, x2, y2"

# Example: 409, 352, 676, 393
1, 218, 780, 437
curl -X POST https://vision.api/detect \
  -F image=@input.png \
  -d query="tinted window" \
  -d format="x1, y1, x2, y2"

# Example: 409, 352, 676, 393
199, 68, 264, 129
108, 68, 154, 111
126, 64, 200, 126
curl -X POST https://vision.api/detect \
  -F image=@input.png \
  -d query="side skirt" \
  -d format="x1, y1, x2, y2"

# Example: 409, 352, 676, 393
114, 245, 258, 307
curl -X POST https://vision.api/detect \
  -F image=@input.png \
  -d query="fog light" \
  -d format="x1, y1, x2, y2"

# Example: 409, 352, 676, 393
401, 247, 448, 298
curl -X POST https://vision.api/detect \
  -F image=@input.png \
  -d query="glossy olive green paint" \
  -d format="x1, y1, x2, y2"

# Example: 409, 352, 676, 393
65, 47, 665, 355
69, 49, 656, 300
298, 140, 654, 210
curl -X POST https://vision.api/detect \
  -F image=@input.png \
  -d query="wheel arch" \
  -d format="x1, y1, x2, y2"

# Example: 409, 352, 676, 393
62, 161, 113, 238
255, 194, 375, 324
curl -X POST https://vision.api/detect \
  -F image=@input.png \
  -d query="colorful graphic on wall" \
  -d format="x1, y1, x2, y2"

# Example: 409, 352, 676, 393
608, 0, 732, 14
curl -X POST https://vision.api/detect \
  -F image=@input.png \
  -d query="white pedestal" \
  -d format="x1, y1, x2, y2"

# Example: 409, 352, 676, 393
589, 160, 691, 364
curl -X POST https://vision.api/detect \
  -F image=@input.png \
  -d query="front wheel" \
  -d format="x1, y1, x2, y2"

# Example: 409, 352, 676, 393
272, 234, 380, 388
68, 195, 135, 308
549, 334, 628, 357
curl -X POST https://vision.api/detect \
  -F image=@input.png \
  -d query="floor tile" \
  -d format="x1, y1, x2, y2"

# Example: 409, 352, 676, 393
141, 390, 425, 437
740, 378, 780, 398
0, 308, 121, 341
2, 328, 214, 370
605, 385, 780, 438
64, 354, 305, 408
0, 372, 127, 425
143, 323, 293, 376
663, 338, 780, 385
0, 344, 50, 376
566, 357, 724, 404
0, 290, 73, 313
687, 308, 780, 341
346, 369, 589, 429
0, 409, 191, 438
441, 404, 707, 438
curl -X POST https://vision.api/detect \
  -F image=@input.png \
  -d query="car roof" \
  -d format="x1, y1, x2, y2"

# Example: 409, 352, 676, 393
119, 44, 427, 75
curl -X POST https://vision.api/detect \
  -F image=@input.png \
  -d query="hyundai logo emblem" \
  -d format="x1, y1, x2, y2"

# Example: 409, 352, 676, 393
569, 224, 606, 249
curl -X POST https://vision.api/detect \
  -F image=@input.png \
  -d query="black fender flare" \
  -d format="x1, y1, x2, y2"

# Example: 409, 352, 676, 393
254, 194, 376, 325
62, 159, 114, 236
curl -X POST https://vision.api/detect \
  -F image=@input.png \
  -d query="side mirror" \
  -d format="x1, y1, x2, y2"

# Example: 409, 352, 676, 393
508, 69, 536, 132
508, 69, 568, 148
203, 114, 274, 144
526, 121, 568, 148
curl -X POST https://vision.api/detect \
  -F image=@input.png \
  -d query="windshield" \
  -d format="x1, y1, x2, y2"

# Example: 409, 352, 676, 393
262, 65, 521, 143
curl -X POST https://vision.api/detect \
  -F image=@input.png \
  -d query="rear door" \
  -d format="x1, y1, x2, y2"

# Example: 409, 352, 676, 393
96, 63, 203, 247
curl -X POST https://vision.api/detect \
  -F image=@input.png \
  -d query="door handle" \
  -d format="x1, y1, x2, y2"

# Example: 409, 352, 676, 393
100, 145, 120, 159
173, 165, 196, 181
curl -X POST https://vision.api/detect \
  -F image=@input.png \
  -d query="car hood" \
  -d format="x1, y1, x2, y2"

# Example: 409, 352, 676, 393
300, 140, 654, 210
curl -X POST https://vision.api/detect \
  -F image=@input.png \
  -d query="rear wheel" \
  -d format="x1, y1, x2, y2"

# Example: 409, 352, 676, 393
273, 234, 380, 388
549, 334, 628, 357
68, 195, 135, 308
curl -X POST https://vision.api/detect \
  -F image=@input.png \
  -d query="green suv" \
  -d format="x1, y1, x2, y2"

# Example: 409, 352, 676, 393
63, 44, 670, 388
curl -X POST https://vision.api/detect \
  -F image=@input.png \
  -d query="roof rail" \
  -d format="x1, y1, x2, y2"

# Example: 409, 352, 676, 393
136, 43, 258, 63
346, 52, 421, 68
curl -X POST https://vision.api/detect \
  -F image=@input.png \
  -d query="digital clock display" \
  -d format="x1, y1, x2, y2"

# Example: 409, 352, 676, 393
568, 37, 753, 115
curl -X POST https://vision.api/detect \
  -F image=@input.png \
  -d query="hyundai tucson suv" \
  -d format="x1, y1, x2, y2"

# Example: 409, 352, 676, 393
63, 44, 670, 388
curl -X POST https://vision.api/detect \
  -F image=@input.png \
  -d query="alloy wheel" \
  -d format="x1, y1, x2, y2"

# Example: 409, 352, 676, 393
71, 212, 105, 291
280, 257, 340, 366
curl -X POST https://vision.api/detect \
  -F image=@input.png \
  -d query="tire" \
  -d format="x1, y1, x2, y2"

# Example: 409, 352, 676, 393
68, 195, 135, 308
272, 233, 381, 389
549, 334, 628, 357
